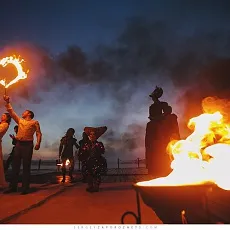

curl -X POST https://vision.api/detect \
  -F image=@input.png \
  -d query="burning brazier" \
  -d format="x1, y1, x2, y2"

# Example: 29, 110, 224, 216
133, 182, 215, 224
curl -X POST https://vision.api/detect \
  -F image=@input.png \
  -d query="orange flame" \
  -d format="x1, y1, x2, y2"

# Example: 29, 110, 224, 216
137, 100, 230, 191
57, 159, 70, 167
65, 159, 70, 166
0, 56, 28, 89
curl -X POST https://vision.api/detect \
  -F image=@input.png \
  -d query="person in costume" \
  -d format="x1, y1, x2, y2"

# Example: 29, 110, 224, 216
78, 131, 90, 182
81, 126, 107, 192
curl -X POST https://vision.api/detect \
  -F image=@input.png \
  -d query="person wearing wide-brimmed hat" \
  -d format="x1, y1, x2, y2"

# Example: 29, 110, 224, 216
81, 126, 107, 192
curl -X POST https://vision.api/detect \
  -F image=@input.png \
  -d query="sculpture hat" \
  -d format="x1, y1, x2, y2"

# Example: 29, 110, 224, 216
149, 86, 163, 99
84, 126, 107, 139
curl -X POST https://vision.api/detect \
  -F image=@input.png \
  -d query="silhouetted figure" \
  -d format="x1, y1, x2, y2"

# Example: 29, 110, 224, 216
148, 86, 168, 121
59, 128, 79, 183
146, 86, 168, 176
0, 113, 11, 189
78, 132, 90, 183
82, 126, 107, 193
163, 105, 180, 141
4, 125, 18, 172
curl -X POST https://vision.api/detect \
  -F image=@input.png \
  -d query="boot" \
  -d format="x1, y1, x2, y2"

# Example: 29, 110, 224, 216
91, 179, 100, 192
86, 176, 93, 192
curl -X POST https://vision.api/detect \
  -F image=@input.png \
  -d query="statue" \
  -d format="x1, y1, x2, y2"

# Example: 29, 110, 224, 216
148, 86, 168, 121
145, 86, 180, 178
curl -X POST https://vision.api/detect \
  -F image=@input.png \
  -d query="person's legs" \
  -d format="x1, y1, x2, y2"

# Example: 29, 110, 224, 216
21, 143, 33, 194
4, 154, 13, 172
61, 158, 67, 183
85, 159, 94, 192
92, 174, 101, 192
81, 161, 87, 182
69, 158, 74, 181
4, 145, 21, 193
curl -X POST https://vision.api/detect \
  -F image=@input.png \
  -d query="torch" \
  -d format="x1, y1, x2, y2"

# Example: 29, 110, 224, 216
0, 56, 28, 95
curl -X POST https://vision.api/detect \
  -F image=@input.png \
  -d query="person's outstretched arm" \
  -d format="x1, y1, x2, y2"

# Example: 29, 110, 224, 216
3, 95, 20, 124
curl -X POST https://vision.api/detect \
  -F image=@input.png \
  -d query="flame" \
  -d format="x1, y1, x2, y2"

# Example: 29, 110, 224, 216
137, 102, 230, 191
57, 159, 70, 167
65, 159, 70, 166
0, 56, 28, 88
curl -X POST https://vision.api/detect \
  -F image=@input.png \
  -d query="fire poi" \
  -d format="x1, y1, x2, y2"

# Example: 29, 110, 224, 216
0, 55, 28, 94
57, 158, 70, 167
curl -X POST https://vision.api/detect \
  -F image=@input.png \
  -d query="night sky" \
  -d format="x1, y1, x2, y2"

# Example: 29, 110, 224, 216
0, 0, 230, 161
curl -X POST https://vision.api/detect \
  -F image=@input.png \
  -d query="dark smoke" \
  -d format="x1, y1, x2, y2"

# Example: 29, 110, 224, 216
2, 9, 230, 158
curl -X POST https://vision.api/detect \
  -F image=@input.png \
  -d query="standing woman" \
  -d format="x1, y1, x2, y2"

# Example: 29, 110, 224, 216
0, 113, 11, 188
83, 126, 107, 193
59, 128, 79, 183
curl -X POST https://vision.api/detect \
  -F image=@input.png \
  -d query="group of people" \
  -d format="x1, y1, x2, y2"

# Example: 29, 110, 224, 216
0, 86, 180, 195
0, 94, 108, 194
145, 86, 180, 177
58, 126, 108, 192
0, 95, 42, 195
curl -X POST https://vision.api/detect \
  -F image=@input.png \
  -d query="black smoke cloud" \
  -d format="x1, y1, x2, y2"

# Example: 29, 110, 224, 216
2, 7, 230, 158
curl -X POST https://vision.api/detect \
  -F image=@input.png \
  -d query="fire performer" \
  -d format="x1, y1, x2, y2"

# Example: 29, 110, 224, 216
59, 128, 79, 183
0, 113, 11, 188
3, 95, 42, 195
82, 126, 107, 192
4, 125, 18, 172
78, 131, 90, 183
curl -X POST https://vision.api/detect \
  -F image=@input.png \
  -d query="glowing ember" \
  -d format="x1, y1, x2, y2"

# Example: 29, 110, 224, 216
0, 56, 28, 89
65, 159, 70, 166
137, 99, 230, 191
57, 159, 70, 167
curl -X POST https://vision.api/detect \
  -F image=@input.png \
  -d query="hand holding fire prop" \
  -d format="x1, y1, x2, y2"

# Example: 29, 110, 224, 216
0, 55, 29, 95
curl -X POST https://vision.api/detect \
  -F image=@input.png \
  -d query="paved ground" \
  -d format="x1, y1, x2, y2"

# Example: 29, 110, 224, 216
1, 181, 162, 224
1, 172, 230, 224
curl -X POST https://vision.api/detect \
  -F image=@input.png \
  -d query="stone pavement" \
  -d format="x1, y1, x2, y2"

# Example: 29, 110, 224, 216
0, 182, 76, 223
1, 182, 162, 224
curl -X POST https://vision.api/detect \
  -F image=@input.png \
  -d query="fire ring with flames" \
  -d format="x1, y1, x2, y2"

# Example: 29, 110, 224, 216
0, 56, 28, 90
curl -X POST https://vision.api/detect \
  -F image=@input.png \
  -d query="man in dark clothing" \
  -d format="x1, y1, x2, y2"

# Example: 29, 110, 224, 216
4, 125, 18, 172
